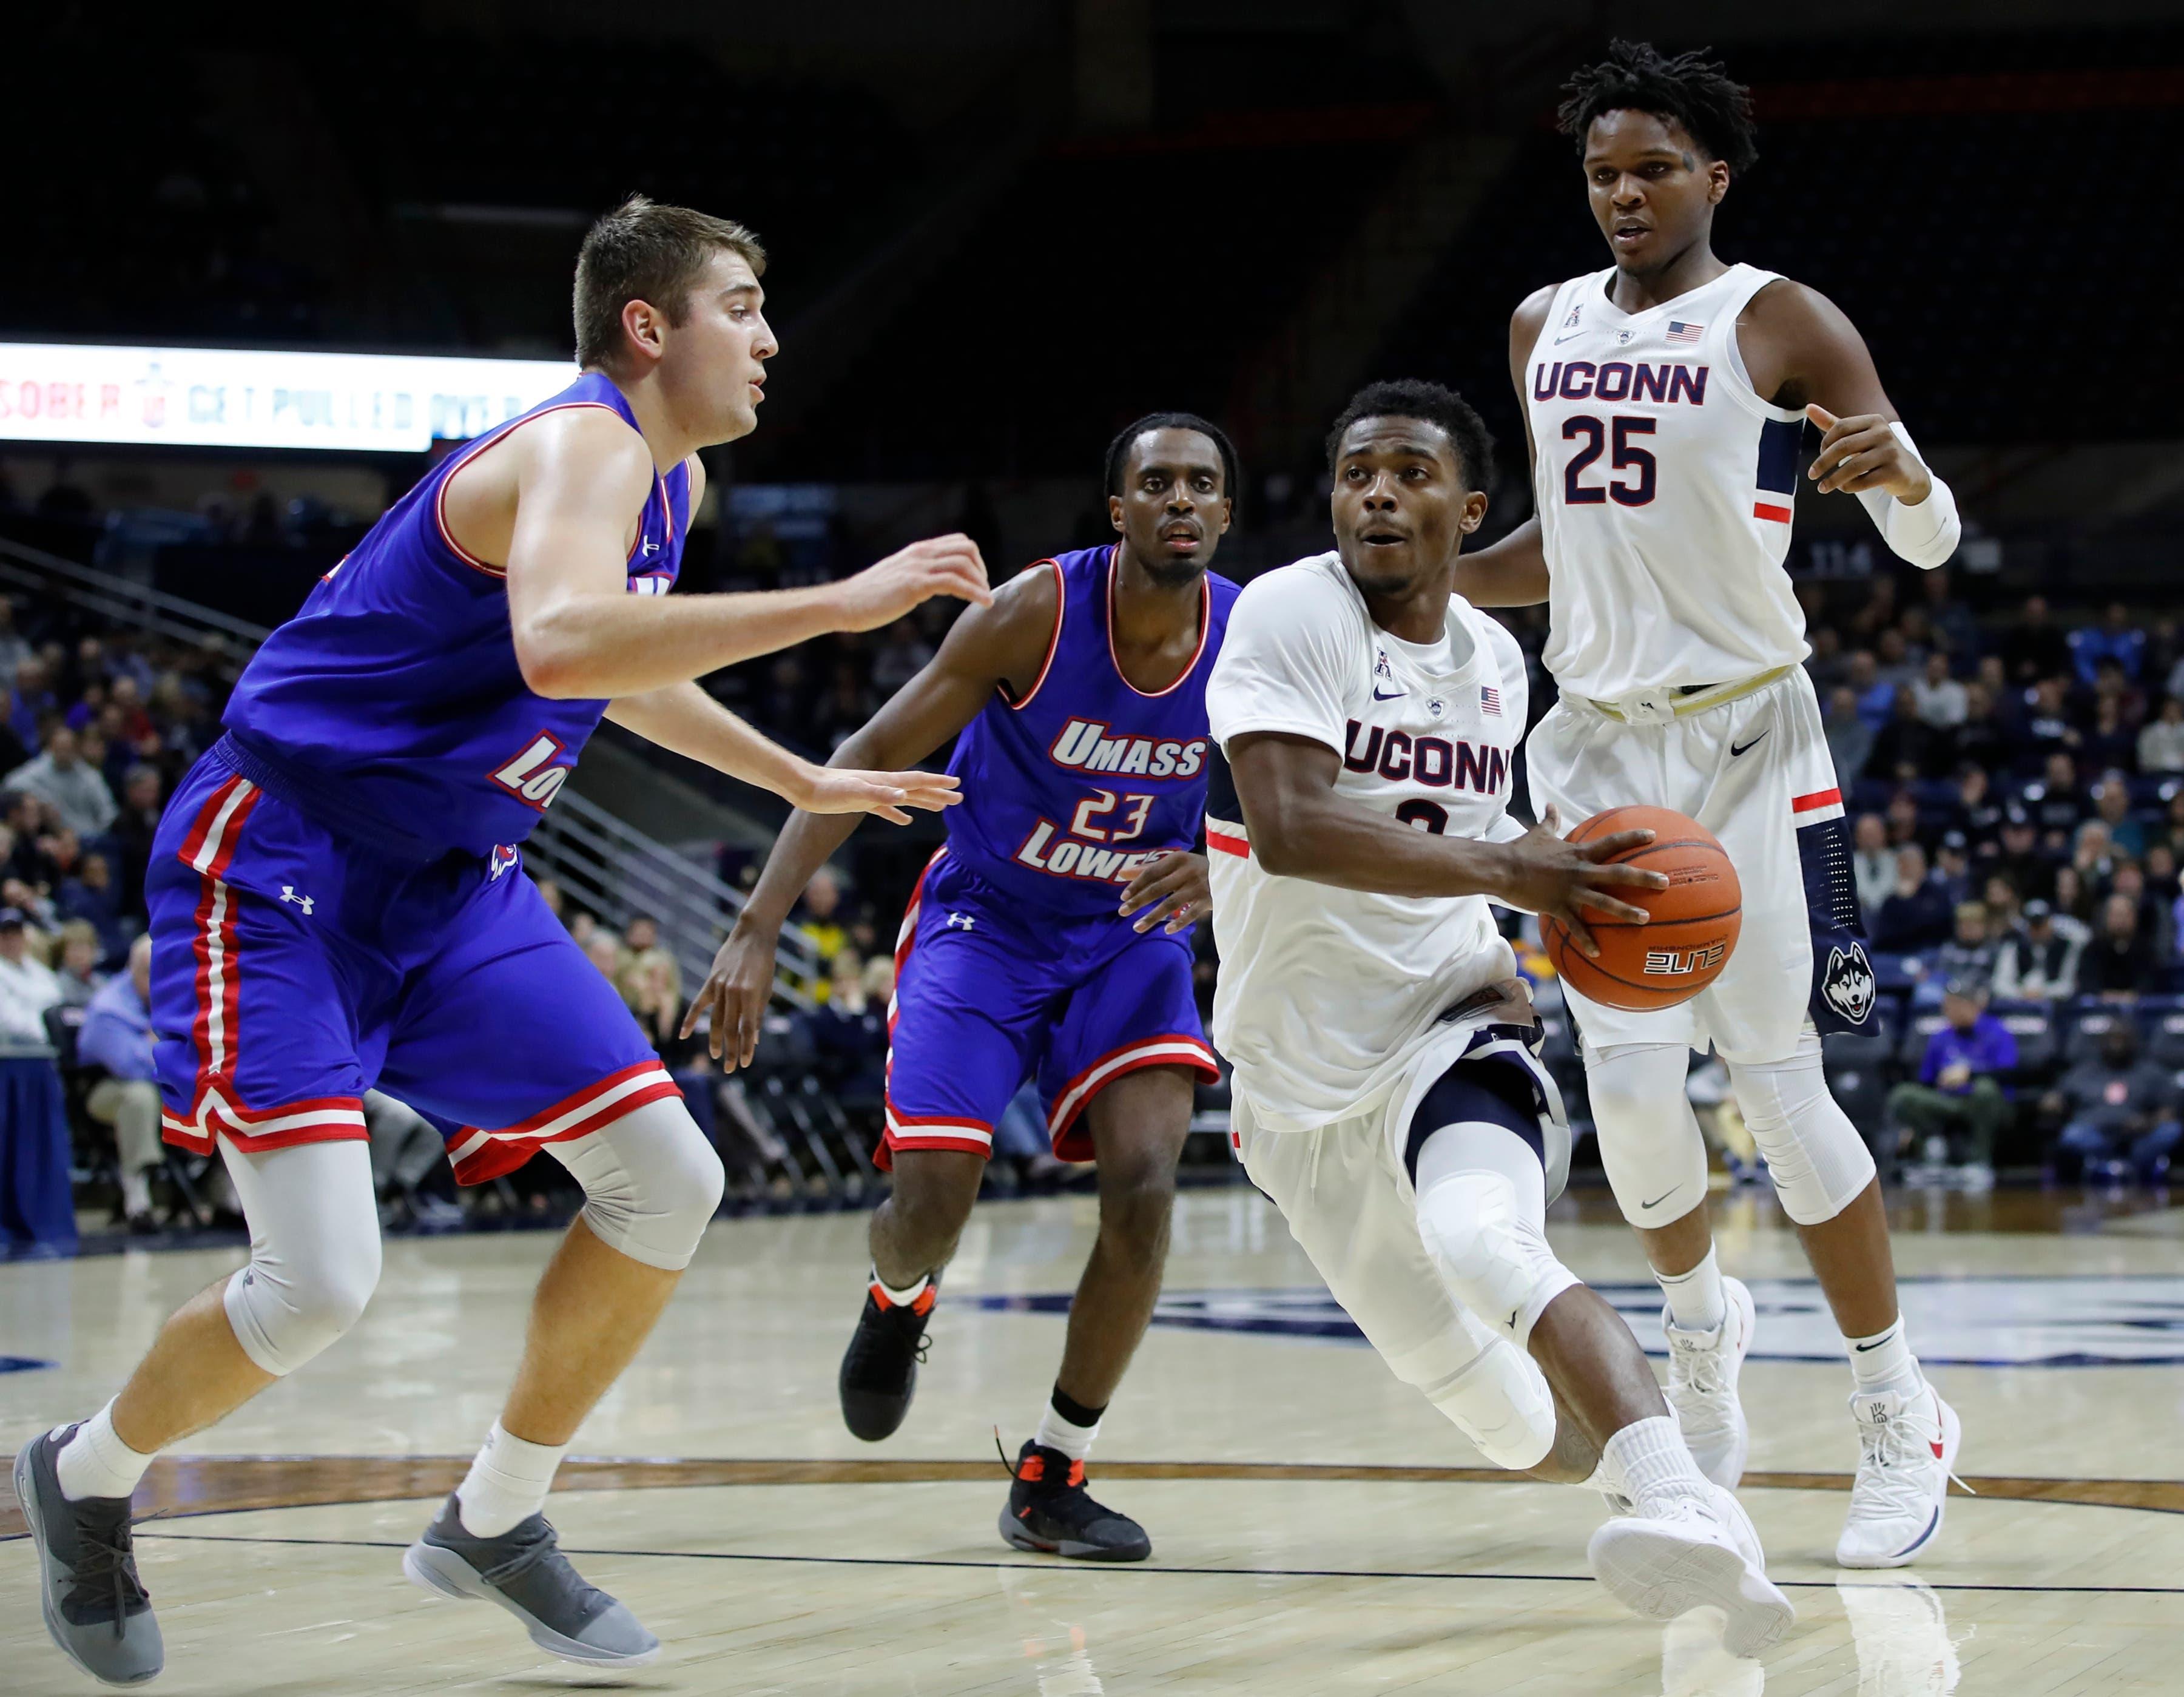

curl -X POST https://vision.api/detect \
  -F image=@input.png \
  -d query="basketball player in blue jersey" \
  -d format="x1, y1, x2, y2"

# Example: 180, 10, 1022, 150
1457, 45, 1967, 1570
13, 197, 990, 1685
687, 416, 1238, 1562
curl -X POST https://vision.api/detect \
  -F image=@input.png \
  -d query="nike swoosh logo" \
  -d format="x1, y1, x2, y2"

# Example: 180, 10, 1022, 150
1552, 332, 1584, 345
1373, 686, 1405, 701
1640, 1188, 1680, 1210
1730, 731, 1768, 757
1853, 1335, 1896, 1352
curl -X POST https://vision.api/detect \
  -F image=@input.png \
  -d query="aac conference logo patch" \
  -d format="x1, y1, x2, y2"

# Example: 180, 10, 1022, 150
974, 1275, 2184, 1368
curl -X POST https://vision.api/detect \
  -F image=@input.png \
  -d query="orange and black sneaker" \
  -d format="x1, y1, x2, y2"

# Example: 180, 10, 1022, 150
998, 1439, 1151, 1562
837, 1272, 937, 1442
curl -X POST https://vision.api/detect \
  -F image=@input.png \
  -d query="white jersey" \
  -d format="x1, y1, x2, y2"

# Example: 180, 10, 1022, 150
1204, 553, 1527, 1131
1526, 261, 1810, 701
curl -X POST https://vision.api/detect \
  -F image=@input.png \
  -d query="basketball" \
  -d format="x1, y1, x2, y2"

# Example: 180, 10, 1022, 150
1540, 806, 1742, 1011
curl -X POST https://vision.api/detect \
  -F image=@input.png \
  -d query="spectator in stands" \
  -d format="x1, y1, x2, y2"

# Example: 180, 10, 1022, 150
2114, 860, 2172, 959
1932, 901, 1998, 994
2015, 678, 2080, 774
1, 724, 116, 837
2046, 1023, 2180, 1185
1950, 764, 2004, 845
1875, 627, 1917, 690
2003, 595, 2071, 683
7, 658, 53, 749
1823, 684, 1872, 786
52, 920, 106, 1008
1911, 651, 1966, 729
794, 866, 849, 994
1887, 979, 2014, 1188
567, 908, 599, 952
2083, 892, 2157, 999
870, 617, 935, 693
1952, 681, 2011, 777
0, 905, 61, 1041
1920, 568, 1980, 661
621, 914, 676, 986
533, 877, 565, 921
1852, 813, 1895, 918
809, 951, 888, 1109
1884, 786, 1922, 848
2092, 772, 2148, 859
2072, 820, 2117, 894
1992, 899, 2081, 1001
2030, 751, 2084, 835
1847, 649, 1892, 730
58, 851, 126, 964
2052, 863, 2095, 928
2072, 602, 2146, 686
0, 686, 27, 777
1982, 874, 2024, 936
110, 764, 163, 921
582, 929, 626, 987
621, 950, 681, 1049
1990, 807, 2053, 904
2084, 692, 2137, 776
1876, 843, 1953, 951
0, 598, 30, 687
2140, 698, 2184, 773
1933, 832, 1975, 906
78, 935, 164, 1232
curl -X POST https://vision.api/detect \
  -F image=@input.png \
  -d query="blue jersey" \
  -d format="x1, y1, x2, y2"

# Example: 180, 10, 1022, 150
941, 544, 1236, 920
219, 372, 689, 860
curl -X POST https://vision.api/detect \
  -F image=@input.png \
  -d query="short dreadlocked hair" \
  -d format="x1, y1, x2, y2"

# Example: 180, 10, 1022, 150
1103, 412, 1239, 504
1556, 40, 1758, 175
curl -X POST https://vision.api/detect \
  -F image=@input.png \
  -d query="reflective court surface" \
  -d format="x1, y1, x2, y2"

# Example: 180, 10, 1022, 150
4, 1184, 2180, 1694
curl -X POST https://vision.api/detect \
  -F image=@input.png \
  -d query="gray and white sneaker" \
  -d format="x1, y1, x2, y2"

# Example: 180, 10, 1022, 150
12, 1426, 164, 1687
1663, 1276, 1756, 1489
403, 1494, 660, 1667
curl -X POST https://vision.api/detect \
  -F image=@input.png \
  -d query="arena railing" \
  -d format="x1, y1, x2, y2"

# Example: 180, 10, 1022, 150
0, 536, 827, 1009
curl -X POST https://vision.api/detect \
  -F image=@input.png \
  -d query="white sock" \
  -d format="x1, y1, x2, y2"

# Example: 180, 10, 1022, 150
454, 1421, 568, 1539
871, 1267, 929, 1309
1580, 1452, 1628, 1502
1602, 1414, 1706, 1514
1845, 1317, 1922, 1398
1656, 1246, 1727, 1334
55, 1401, 155, 1502
1034, 1391, 1103, 1463
120, 1169, 153, 1218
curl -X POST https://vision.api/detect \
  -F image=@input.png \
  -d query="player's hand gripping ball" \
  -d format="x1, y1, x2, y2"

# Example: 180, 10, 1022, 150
1540, 806, 1741, 1010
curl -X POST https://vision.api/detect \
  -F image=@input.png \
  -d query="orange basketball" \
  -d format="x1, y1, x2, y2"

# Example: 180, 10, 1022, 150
1539, 805, 1742, 1011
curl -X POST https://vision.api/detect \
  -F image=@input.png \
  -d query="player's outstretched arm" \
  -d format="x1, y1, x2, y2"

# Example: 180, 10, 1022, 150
1448, 288, 1559, 609
500, 411, 992, 698
681, 565, 1061, 1067
1227, 731, 1664, 956
604, 683, 961, 823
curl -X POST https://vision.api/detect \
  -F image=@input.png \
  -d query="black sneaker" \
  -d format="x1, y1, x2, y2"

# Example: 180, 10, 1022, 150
403, 1494, 659, 1666
998, 1439, 1151, 1563
838, 1274, 937, 1442
12, 1426, 164, 1686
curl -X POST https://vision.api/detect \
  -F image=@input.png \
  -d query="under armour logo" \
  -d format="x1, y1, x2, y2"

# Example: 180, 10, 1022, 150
946, 912, 976, 931
280, 885, 315, 915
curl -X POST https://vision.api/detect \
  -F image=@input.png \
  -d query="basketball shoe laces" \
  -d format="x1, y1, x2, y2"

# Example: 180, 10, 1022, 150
1847, 1396, 1970, 1528
64, 1502, 150, 1637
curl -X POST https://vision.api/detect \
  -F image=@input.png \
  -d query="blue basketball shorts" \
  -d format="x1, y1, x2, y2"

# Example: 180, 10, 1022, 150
879, 848, 1219, 1168
146, 749, 679, 1184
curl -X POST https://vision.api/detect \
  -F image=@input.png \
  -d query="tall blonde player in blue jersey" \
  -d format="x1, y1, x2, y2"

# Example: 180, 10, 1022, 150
1456, 44, 1966, 1570
12, 198, 991, 1687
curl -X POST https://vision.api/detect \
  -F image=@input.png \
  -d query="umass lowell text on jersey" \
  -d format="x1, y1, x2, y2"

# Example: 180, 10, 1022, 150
940, 544, 1238, 919
219, 371, 689, 859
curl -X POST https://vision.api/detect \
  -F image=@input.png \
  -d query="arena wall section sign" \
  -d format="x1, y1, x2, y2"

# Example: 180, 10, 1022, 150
0, 342, 574, 453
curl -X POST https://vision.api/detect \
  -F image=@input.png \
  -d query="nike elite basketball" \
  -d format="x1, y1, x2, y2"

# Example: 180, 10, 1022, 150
1542, 806, 1742, 1011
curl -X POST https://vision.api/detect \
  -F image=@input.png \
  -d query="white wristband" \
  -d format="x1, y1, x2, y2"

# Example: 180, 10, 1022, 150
1855, 420, 1960, 570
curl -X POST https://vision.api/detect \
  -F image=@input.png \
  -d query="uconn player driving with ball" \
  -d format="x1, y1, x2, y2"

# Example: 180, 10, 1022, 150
1455, 42, 1967, 1570
12, 197, 993, 1685
690, 416, 1237, 1563
1204, 380, 1792, 1655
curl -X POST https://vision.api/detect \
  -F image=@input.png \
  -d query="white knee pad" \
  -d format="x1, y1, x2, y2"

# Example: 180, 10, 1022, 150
217, 1136, 383, 1377
1585, 1042, 1710, 1227
1725, 1030, 1876, 1225
1414, 1133, 1580, 1349
1418, 1335, 1558, 1471
549, 1096, 724, 1272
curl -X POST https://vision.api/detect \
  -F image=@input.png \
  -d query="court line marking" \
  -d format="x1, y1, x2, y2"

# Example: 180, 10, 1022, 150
124, 1530, 2184, 1596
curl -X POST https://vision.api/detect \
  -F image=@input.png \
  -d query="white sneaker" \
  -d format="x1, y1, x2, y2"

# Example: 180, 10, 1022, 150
1836, 1383, 1961, 1568
1588, 1480, 1795, 1658
1838, 1577, 1964, 1695
1663, 1276, 1756, 1489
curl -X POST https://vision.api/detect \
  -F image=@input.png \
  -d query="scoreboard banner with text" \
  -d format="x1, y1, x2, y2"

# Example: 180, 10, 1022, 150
0, 343, 576, 453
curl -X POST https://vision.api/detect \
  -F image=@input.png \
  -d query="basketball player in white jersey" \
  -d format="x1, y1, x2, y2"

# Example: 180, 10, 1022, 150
1456, 42, 1965, 1568
1205, 379, 1793, 1655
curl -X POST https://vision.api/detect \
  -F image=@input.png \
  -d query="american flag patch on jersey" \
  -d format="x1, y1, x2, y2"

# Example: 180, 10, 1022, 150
1480, 685, 1502, 715
1667, 321, 1704, 344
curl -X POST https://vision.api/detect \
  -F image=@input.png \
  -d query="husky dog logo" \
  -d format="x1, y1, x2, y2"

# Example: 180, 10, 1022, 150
1822, 943, 1876, 1025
